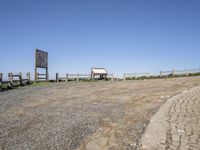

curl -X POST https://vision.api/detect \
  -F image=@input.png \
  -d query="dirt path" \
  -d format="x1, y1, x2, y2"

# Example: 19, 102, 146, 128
1, 77, 200, 150
139, 86, 200, 150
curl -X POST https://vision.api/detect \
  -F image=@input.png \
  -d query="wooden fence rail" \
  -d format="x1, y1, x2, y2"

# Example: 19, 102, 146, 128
67, 73, 90, 81
123, 68, 200, 80
0, 73, 11, 86
56, 73, 91, 82
56, 73, 69, 82
160, 68, 200, 77
1, 67, 200, 89
0, 72, 30, 88
107, 73, 114, 81
56, 73, 114, 82
123, 72, 150, 80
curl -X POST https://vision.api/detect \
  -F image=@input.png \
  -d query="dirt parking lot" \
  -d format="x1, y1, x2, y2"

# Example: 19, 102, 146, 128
1, 77, 200, 150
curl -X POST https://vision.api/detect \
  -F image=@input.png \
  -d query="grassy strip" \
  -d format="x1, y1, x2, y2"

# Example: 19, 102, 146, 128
125, 72, 200, 80
0, 84, 13, 91
1, 72, 200, 91
0, 84, 7, 89
30, 81, 52, 86
0, 81, 50, 91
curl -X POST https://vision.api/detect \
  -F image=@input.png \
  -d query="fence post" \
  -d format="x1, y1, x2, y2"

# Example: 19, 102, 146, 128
66, 73, 69, 82
172, 69, 175, 76
77, 73, 79, 81
56, 73, 59, 83
35, 72, 38, 83
160, 70, 162, 77
88, 74, 91, 80
123, 74, 126, 81
8, 73, 13, 85
18, 73, 22, 79
26, 73, 30, 81
160, 71, 162, 77
18, 73, 22, 85
111, 73, 114, 81
147, 72, 150, 77
185, 69, 188, 76
0, 73, 2, 83
135, 73, 137, 79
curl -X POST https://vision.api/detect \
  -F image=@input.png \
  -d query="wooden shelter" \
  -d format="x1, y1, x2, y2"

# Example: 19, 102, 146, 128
91, 68, 108, 79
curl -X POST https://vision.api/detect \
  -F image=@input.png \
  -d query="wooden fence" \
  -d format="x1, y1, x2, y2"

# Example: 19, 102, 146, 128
1, 67, 200, 89
123, 68, 200, 80
56, 73, 90, 82
56, 73, 114, 82
123, 72, 150, 80
0, 72, 30, 87
160, 68, 200, 77
107, 74, 114, 81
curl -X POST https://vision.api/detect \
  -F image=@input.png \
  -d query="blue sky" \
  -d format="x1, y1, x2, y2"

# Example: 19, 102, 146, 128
0, 0, 200, 79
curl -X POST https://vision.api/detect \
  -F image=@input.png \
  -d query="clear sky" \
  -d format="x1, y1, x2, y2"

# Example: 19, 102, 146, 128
0, 0, 200, 79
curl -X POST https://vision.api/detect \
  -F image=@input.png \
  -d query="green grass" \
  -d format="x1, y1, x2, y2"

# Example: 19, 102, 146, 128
30, 81, 52, 86
0, 84, 6, 89
188, 72, 200, 76
125, 72, 200, 80
0, 84, 11, 90
80, 79, 97, 82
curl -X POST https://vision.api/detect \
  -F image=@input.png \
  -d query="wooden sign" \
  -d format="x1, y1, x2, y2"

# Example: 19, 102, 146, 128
35, 49, 48, 82
36, 49, 48, 68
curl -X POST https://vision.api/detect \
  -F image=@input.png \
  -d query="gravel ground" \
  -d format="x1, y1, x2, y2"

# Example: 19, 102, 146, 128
1, 77, 200, 150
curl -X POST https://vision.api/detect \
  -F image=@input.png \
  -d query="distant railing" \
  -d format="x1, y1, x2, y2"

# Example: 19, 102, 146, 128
123, 68, 200, 80
1, 67, 200, 90
107, 74, 114, 81
56, 73, 114, 82
56, 73, 91, 82
160, 68, 200, 77
123, 72, 150, 80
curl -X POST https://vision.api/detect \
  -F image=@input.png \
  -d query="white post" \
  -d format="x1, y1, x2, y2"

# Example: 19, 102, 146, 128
147, 72, 150, 77
135, 73, 137, 79
160, 71, 162, 77
123, 74, 126, 81
66, 73, 69, 82
111, 74, 114, 81
26, 73, 30, 81
77, 73, 79, 81
185, 69, 188, 76
172, 69, 175, 76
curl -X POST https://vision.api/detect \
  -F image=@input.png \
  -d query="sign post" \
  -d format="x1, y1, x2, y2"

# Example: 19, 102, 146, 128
34, 49, 48, 82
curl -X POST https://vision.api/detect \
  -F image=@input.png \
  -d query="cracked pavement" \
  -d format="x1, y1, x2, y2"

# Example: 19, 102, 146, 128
140, 86, 200, 150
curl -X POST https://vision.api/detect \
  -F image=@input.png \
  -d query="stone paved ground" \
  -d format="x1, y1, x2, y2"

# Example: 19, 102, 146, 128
139, 86, 200, 150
